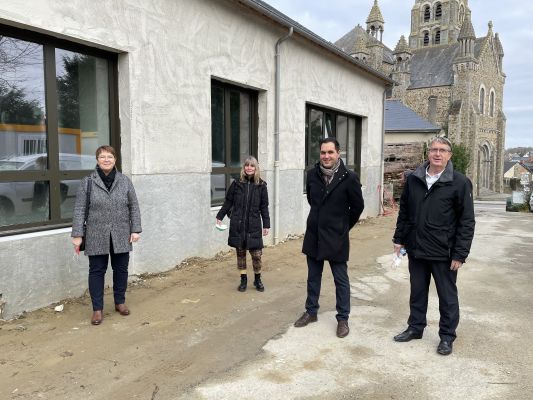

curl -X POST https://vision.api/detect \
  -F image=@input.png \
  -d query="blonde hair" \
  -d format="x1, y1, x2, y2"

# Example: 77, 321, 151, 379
239, 156, 262, 184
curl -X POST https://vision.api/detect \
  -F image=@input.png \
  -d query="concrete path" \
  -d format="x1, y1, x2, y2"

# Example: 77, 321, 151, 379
180, 204, 533, 400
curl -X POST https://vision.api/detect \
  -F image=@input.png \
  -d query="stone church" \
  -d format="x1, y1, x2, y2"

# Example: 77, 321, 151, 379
335, 0, 506, 194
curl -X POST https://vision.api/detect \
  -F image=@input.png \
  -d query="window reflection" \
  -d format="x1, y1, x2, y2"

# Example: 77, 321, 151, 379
56, 49, 109, 170
60, 179, 82, 219
0, 180, 49, 226
0, 36, 46, 169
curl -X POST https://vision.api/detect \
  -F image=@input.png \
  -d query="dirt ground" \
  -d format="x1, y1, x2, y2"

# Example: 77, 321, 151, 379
1, 208, 532, 400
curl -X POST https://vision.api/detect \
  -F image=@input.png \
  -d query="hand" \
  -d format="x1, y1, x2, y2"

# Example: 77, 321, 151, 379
216, 219, 222, 225
262, 228, 270, 236
130, 233, 140, 243
393, 243, 402, 256
450, 260, 463, 271
72, 237, 82, 249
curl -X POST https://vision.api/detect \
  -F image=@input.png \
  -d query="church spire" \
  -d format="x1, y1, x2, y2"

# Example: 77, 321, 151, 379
366, 0, 384, 42
456, 11, 476, 60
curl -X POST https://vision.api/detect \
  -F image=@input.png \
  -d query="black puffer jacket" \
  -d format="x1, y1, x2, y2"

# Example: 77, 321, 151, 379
302, 160, 364, 262
393, 161, 475, 262
216, 178, 270, 250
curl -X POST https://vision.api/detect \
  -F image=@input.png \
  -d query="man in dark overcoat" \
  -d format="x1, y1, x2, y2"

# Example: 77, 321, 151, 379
392, 136, 475, 355
294, 137, 364, 338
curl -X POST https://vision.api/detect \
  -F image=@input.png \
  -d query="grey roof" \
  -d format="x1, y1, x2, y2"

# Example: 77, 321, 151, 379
408, 38, 485, 89
240, 0, 393, 84
385, 100, 440, 132
334, 25, 395, 64
504, 161, 517, 174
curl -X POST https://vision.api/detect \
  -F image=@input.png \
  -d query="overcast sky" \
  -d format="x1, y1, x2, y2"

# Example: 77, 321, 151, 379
265, 0, 532, 149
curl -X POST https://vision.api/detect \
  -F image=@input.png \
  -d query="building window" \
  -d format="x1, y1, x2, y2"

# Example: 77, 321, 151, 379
423, 32, 430, 46
479, 87, 485, 114
434, 30, 441, 45
435, 4, 442, 20
211, 80, 258, 206
459, 5, 465, 23
305, 104, 362, 190
489, 91, 495, 117
0, 26, 118, 233
428, 96, 438, 124
424, 6, 431, 22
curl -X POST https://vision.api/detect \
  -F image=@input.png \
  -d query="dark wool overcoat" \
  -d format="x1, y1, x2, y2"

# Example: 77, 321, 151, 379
216, 178, 270, 250
72, 169, 142, 256
302, 160, 364, 262
393, 160, 475, 262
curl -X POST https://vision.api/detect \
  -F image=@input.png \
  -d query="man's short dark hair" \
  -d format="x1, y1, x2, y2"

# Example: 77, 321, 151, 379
319, 137, 340, 152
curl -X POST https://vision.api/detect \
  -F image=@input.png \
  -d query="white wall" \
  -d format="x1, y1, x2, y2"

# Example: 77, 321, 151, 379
0, 0, 387, 318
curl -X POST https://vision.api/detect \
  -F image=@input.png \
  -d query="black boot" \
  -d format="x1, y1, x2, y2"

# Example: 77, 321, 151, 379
254, 273, 265, 292
238, 275, 247, 292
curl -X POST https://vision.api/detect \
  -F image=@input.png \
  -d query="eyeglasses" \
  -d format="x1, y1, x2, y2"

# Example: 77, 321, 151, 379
97, 155, 115, 160
428, 148, 451, 154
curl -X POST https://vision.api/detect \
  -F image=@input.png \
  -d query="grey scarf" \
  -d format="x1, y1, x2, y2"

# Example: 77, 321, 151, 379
319, 158, 341, 185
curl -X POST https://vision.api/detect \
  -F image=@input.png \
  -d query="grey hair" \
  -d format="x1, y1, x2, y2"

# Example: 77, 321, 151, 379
429, 136, 452, 151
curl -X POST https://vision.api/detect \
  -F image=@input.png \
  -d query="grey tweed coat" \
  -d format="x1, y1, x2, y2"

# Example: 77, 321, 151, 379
71, 169, 142, 256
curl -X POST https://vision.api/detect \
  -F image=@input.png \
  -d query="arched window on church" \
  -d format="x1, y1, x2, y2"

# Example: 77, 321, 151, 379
459, 5, 465, 23
434, 30, 441, 44
370, 25, 376, 38
424, 5, 431, 22
423, 31, 430, 46
479, 87, 485, 114
435, 3, 442, 20
489, 91, 495, 117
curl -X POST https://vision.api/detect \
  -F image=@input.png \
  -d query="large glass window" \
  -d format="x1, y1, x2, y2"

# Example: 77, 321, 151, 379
305, 104, 361, 190
211, 80, 257, 206
0, 27, 118, 234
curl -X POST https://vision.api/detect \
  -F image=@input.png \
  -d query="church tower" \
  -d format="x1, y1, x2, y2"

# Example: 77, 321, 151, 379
366, 0, 384, 42
408, 0, 470, 49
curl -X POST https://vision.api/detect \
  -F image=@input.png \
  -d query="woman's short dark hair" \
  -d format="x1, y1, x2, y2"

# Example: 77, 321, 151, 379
319, 137, 340, 152
95, 145, 116, 159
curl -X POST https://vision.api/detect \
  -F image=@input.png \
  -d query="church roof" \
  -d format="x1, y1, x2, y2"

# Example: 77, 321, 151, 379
385, 100, 440, 132
408, 38, 485, 89
367, 0, 384, 24
335, 25, 394, 64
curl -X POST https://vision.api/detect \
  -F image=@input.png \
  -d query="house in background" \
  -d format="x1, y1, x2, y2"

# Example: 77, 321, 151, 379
383, 99, 440, 199
0, 0, 391, 318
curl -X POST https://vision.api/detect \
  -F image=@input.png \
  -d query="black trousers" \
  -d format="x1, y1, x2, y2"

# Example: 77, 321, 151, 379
305, 256, 350, 321
88, 247, 130, 311
407, 256, 459, 341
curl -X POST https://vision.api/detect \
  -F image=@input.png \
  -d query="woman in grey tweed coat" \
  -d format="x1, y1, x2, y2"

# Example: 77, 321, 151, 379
71, 145, 142, 325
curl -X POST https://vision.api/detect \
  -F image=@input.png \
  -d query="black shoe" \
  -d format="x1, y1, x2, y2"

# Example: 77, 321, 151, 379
394, 328, 423, 342
437, 340, 453, 355
294, 312, 318, 327
336, 320, 349, 338
238, 275, 247, 292
253, 273, 265, 292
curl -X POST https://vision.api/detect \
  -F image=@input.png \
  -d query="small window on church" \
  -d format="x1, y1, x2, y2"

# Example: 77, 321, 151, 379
479, 87, 485, 114
428, 96, 437, 124
435, 4, 442, 20
423, 32, 430, 46
459, 5, 465, 23
435, 30, 441, 44
489, 91, 495, 117
424, 6, 431, 22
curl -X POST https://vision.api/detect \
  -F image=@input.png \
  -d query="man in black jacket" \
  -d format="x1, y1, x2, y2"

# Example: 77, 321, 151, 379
294, 138, 364, 338
392, 137, 475, 355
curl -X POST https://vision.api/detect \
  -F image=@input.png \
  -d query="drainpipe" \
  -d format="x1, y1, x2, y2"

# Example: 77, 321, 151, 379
274, 27, 293, 245
380, 88, 387, 215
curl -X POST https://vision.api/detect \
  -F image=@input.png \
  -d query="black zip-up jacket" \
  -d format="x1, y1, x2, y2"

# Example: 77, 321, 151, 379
393, 161, 475, 262
216, 178, 270, 250
302, 159, 364, 262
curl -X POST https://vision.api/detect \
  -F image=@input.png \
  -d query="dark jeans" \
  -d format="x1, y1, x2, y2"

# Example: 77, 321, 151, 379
407, 256, 459, 341
305, 256, 350, 321
88, 247, 130, 311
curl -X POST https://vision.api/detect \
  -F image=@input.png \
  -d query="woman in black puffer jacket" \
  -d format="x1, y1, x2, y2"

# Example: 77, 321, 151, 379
216, 156, 270, 292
